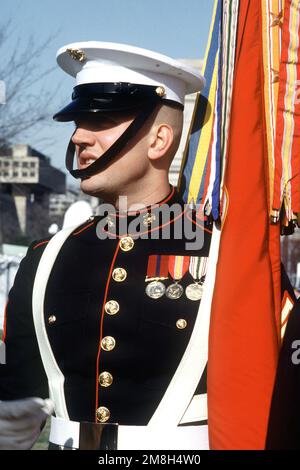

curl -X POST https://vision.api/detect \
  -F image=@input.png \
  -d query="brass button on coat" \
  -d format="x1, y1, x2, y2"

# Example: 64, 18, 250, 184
176, 319, 187, 330
119, 236, 134, 251
99, 371, 113, 387
105, 300, 120, 315
48, 315, 56, 325
112, 267, 127, 282
96, 406, 110, 423
101, 336, 116, 351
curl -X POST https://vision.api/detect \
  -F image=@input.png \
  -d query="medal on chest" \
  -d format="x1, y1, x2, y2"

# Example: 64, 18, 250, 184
166, 255, 190, 299
185, 256, 208, 301
145, 255, 169, 299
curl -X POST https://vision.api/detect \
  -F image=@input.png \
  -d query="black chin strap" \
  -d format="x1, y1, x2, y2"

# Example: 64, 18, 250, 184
66, 100, 160, 180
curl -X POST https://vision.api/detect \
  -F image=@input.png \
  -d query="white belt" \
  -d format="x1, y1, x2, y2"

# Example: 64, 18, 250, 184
50, 416, 209, 451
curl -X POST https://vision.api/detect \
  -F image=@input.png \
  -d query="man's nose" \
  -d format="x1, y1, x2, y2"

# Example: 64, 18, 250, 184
72, 126, 96, 146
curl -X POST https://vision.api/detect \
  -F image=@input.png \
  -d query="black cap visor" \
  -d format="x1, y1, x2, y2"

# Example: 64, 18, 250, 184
53, 83, 166, 122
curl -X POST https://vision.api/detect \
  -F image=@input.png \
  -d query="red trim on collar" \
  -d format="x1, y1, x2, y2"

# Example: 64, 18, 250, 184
100, 206, 187, 239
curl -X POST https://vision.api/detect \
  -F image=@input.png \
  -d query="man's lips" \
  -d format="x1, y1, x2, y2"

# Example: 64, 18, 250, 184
78, 151, 99, 169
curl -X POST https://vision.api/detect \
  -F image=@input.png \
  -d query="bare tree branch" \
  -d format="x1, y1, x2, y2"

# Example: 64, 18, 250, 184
0, 19, 61, 147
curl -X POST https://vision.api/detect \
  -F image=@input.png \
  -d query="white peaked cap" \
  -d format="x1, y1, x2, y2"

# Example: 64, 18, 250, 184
56, 41, 205, 106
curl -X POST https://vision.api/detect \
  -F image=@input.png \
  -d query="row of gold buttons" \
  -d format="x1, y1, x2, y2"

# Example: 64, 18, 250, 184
97, 334, 115, 421
96, 236, 134, 422
96, 334, 115, 422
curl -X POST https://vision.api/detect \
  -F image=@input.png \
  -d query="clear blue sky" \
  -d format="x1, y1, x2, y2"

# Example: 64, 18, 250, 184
2, 0, 214, 185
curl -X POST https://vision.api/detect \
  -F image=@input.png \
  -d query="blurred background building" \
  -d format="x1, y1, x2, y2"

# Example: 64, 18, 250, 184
0, 144, 65, 244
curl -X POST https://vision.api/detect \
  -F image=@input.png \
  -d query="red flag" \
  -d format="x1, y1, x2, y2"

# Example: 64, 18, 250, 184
208, 0, 281, 449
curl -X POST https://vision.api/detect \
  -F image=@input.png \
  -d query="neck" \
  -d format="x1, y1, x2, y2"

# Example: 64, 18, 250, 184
113, 179, 171, 211
101, 178, 171, 211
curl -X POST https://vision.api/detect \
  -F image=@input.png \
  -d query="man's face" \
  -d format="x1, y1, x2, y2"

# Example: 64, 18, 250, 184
72, 111, 149, 198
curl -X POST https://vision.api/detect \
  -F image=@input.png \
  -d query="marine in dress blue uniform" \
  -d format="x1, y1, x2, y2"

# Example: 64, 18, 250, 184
0, 42, 211, 449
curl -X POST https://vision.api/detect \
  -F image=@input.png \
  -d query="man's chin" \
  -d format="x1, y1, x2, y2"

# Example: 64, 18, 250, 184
80, 176, 106, 198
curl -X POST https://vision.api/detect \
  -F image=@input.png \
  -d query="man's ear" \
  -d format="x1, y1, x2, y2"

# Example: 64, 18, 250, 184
147, 124, 174, 161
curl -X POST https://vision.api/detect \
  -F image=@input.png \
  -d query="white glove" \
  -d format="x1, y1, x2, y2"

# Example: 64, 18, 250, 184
0, 397, 54, 450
